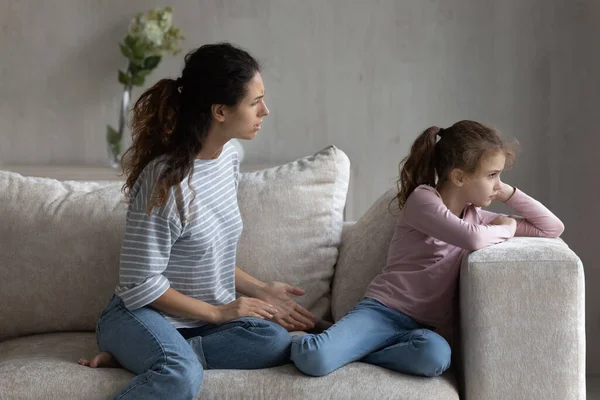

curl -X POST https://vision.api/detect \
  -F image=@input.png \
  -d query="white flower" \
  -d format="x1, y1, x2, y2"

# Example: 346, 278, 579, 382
122, 7, 182, 60
127, 15, 144, 37
158, 11, 172, 30
142, 20, 164, 47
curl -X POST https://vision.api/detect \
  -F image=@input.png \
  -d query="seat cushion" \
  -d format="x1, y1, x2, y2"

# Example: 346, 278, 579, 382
0, 333, 460, 400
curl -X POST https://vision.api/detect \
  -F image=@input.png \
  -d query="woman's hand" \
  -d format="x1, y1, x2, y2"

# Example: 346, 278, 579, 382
255, 282, 316, 331
213, 297, 278, 325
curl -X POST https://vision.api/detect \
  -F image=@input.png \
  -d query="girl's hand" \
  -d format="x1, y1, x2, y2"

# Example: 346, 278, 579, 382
213, 297, 278, 324
495, 183, 516, 203
490, 215, 517, 234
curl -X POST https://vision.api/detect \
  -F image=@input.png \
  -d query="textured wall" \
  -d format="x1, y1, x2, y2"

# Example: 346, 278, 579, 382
1, 0, 599, 372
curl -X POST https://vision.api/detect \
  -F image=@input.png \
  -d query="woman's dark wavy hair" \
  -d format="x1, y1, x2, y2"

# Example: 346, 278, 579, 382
120, 42, 260, 210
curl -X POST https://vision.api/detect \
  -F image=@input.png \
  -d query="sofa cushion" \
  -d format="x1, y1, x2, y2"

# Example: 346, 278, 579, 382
0, 177, 127, 342
0, 332, 460, 400
236, 145, 350, 321
331, 188, 398, 321
0, 145, 349, 341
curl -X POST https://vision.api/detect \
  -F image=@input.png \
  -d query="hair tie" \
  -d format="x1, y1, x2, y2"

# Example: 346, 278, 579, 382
175, 77, 183, 93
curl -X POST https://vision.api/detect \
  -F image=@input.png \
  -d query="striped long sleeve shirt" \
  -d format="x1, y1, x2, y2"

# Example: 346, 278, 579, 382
115, 142, 242, 329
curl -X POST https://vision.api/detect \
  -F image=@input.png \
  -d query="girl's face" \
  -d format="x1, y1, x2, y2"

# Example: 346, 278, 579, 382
221, 72, 269, 141
461, 151, 506, 207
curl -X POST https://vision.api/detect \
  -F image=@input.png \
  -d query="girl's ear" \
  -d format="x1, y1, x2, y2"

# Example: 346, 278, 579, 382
450, 168, 466, 187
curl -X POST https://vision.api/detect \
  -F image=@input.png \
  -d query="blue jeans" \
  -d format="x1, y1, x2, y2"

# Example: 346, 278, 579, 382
290, 298, 451, 377
96, 295, 292, 400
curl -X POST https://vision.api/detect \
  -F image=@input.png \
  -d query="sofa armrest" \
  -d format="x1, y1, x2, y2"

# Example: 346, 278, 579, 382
460, 237, 585, 400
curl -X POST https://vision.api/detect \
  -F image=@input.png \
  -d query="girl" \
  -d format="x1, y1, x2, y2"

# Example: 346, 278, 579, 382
290, 120, 564, 378
78, 43, 315, 399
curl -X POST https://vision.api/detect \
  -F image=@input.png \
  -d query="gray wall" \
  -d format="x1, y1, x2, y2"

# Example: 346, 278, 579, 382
1, 1, 599, 372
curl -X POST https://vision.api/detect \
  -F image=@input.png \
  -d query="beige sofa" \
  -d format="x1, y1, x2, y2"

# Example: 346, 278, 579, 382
0, 146, 585, 400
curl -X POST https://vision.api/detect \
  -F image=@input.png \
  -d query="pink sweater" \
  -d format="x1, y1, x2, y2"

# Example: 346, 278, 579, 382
364, 185, 565, 331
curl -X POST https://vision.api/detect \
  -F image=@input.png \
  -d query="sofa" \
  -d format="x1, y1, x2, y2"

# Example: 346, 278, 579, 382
0, 146, 586, 400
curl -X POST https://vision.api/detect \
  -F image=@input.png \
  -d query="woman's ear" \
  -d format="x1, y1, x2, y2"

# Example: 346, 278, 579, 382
211, 104, 226, 122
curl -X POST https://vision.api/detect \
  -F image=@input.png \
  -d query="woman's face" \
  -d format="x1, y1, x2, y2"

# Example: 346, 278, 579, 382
221, 72, 269, 141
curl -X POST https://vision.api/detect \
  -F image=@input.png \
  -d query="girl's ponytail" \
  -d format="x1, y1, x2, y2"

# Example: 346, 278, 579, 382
395, 126, 440, 209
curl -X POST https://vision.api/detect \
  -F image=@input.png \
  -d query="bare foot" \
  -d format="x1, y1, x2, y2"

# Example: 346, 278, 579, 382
78, 352, 119, 368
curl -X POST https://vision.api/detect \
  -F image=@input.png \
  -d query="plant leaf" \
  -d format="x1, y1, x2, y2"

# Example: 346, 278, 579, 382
131, 74, 146, 86
123, 36, 144, 66
143, 56, 161, 69
124, 35, 137, 49
136, 69, 153, 78
119, 43, 134, 60
118, 70, 131, 85
106, 125, 122, 155
132, 41, 147, 60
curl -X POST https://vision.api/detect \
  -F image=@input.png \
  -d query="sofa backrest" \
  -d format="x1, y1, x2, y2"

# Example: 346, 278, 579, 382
0, 177, 126, 342
331, 188, 399, 321
0, 146, 349, 341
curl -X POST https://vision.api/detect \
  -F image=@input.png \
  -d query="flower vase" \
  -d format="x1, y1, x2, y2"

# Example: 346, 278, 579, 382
107, 84, 132, 169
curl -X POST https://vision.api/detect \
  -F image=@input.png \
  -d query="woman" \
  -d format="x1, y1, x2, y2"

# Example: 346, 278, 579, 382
80, 42, 315, 400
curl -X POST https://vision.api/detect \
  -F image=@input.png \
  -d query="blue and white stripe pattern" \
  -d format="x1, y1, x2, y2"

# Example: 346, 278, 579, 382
115, 142, 242, 328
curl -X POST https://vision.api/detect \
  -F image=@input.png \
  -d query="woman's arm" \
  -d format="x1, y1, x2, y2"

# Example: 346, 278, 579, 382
151, 287, 221, 322
118, 209, 277, 323
235, 266, 266, 298
150, 287, 278, 324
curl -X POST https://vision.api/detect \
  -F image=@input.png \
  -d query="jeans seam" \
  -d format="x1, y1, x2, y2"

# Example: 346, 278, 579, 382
197, 318, 277, 369
113, 302, 169, 376
196, 320, 260, 346
114, 376, 150, 400
395, 328, 428, 348
186, 336, 209, 370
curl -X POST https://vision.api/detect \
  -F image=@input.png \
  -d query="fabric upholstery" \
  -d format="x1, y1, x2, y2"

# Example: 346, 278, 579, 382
331, 188, 398, 321
460, 237, 585, 400
0, 333, 459, 400
235, 145, 350, 321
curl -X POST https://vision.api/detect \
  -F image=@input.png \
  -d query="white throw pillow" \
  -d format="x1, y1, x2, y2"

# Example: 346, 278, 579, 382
331, 188, 398, 321
236, 145, 350, 322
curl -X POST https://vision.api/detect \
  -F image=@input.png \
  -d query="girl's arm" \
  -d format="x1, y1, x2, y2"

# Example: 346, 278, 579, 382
479, 184, 564, 238
403, 186, 516, 251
